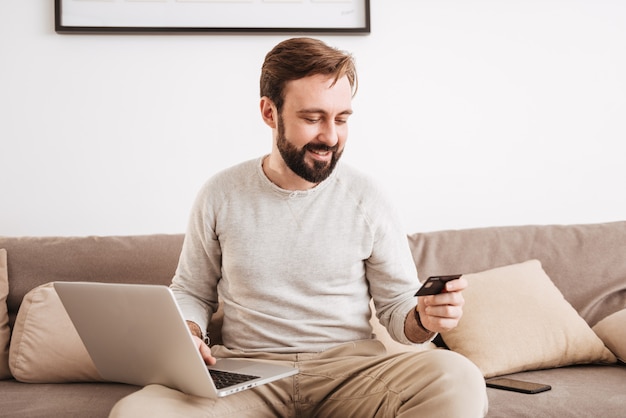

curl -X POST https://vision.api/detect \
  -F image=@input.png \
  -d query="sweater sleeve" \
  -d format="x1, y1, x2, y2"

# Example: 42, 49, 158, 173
170, 181, 221, 335
362, 184, 425, 345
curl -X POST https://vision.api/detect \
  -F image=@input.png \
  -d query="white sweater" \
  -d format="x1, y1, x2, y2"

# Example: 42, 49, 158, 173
171, 157, 420, 352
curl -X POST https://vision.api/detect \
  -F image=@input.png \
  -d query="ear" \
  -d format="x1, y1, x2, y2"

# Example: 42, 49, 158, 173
260, 96, 278, 129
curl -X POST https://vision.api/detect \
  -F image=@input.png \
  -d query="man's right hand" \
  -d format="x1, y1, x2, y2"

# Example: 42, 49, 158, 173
191, 335, 217, 365
186, 320, 217, 365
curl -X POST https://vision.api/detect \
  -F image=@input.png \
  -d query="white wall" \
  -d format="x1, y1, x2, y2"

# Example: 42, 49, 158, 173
1, 0, 625, 237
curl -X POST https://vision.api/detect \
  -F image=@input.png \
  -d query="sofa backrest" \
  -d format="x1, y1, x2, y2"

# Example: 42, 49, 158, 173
3, 221, 624, 339
408, 221, 626, 326
0, 234, 185, 331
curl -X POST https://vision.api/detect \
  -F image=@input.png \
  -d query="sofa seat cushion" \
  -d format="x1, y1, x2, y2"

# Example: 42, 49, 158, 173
441, 260, 616, 377
485, 365, 626, 417
9, 282, 103, 383
0, 380, 140, 418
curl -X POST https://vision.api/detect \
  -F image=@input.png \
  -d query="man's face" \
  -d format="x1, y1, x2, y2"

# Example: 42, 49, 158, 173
275, 74, 353, 184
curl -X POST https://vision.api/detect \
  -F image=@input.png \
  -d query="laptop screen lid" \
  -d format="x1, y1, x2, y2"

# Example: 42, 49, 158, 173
53, 282, 298, 398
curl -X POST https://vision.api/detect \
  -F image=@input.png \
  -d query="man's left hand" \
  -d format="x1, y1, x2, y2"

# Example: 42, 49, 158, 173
417, 276, 467, 333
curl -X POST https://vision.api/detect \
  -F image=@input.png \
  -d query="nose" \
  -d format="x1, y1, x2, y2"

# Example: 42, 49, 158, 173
318, 120, 339, 147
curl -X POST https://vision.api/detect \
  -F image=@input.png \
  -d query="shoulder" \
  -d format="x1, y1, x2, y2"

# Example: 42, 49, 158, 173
332, 162, 407, 233
190, 158, 261, 213
333, 163, 389, 206
198, 158, 259, 194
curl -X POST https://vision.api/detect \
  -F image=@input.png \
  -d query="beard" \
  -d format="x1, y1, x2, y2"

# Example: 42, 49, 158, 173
276, 114, 343, 184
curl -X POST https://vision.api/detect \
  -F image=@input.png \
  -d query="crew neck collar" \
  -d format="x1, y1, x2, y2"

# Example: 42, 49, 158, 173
256, 155, 337, 198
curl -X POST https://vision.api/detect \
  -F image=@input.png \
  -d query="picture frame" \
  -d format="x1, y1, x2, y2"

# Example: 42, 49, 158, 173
54, 0, 370, 34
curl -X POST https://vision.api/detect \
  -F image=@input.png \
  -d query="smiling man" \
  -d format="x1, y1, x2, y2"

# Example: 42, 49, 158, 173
112, 37, 487, 418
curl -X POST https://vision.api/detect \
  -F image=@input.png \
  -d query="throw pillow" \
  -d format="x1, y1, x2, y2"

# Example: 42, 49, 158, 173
593, 309, 626, 362
0, 249, 11, 379
8, 282, 104, 383
441, 259, 616, 377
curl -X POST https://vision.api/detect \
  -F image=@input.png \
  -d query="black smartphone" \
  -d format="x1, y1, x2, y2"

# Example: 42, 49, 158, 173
415, 274, 462, 296
486, 377, 551, 394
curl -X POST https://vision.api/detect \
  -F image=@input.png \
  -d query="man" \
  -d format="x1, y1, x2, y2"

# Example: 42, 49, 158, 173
113, 37, 487, 417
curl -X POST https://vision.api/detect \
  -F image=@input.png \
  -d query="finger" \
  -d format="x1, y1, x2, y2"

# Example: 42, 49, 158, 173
417, 295, 432, 307
429, 291, 465, 308
192, 336, 217, 365
199, 343, 217, 366
445, 276, 468, 292
420, 305, 463, 333
425, 303, 463, 320
427, 316, 462, 333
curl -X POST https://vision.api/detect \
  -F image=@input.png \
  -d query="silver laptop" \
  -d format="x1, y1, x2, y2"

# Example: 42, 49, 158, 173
54, 281, 298, 398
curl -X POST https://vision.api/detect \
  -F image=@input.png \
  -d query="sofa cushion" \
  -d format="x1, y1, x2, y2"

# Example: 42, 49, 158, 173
0, 380, 140, 418
441, 260, 616, 377
0, 249, 10, 379
8, 282, 103, 383
593, 309, 626, 362
485, 364, 626, 417
408, 221, 626, 327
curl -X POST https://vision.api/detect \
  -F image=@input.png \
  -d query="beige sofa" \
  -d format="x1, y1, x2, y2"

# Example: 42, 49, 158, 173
1, 221, 625, 417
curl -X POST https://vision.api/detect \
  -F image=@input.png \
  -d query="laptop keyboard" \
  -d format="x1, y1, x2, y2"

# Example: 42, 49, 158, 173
209, 369, 260, 389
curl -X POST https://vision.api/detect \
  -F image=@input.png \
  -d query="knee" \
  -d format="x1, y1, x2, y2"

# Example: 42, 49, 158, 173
414, 350, 488, 417
433, 349, 484, 387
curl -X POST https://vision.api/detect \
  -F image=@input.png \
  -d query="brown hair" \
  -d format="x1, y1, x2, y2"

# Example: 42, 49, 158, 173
260, 37, 358, 112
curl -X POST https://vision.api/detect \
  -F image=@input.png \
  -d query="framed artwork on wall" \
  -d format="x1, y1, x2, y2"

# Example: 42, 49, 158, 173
54, 0, 370, 34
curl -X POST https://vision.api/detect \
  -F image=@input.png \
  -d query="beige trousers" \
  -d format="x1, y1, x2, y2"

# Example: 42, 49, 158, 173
110, 340, 487, 418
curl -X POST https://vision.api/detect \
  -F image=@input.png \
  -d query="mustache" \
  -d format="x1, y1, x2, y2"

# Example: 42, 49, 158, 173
304, 143, 339, 153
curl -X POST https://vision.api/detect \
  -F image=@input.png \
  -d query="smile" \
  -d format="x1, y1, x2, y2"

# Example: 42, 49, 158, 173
311, 149, 330, 156
305, 143, 338, 160
307, 148, 333, 161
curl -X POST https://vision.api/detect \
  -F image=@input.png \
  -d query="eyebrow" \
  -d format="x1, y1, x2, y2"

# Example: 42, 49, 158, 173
296, 108, 353, 116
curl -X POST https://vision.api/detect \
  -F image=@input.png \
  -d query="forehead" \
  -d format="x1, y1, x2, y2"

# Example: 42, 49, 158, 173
282, 74, 353, 113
